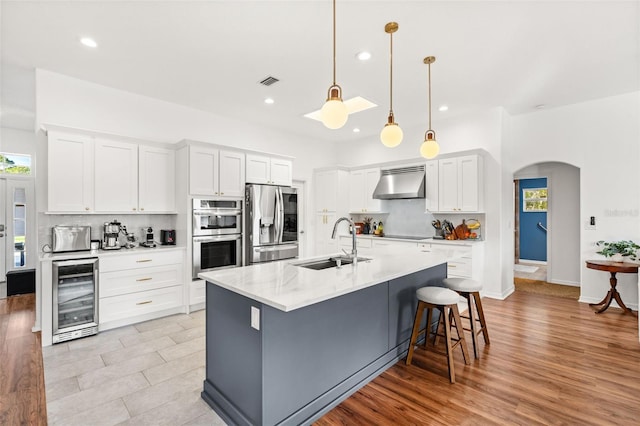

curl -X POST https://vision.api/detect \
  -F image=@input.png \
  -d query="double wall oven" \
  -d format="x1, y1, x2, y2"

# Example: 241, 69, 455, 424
192, 199, 242, 279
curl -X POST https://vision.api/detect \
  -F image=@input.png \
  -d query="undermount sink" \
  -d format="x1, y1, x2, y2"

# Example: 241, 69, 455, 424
295, 256, 372, 270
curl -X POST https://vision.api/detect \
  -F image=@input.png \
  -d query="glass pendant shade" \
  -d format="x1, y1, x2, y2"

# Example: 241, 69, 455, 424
321, 86, 348, 129
420, 131, 440, 159
381, 122, 403, 147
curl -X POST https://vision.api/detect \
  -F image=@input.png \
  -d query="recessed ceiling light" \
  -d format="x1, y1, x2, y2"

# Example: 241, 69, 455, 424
438, 105, 449, 112
304, 96, 377, 122
356, 51, 371, 61
264, 98, 275, 105
353, 128, 360, 133
80, 37, 98, 48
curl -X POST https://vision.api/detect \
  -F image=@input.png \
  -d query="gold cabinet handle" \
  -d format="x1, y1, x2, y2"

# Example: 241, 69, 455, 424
136, 277, 152, 282
85, 207, 90, 211
136, 259, 152, 263
136, 300, 152, 305
220, 192, 224, 195
449, 264, 457, 268
133, 207, 137, 211
140, 207, 144, 211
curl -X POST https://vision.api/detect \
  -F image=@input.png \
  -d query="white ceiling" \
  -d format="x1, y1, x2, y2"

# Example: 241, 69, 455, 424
1, 1, 639, 142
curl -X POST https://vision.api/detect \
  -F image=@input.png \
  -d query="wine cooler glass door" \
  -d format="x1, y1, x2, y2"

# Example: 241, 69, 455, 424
53, 258, 98, 334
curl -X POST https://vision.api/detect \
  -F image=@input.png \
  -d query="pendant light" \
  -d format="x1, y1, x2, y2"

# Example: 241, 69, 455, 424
380, 22, 403, 147
420, 56, 440, 159
320, 0, 348, 129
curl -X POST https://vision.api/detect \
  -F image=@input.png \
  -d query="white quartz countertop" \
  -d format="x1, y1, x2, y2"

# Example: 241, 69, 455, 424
199, 247, 452, 312
39, 245, 185, 261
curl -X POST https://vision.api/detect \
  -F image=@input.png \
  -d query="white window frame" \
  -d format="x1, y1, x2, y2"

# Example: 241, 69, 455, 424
523, 187, 548, 212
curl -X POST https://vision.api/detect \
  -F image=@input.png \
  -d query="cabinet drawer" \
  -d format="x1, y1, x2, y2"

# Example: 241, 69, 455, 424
100, 285, 183, 324
100, 250, 184, 272
100, 264, 183, 298
447, 258, 472, 278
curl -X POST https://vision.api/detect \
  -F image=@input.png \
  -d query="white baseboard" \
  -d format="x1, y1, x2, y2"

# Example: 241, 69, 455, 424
548, 279, 580, 287
483, 286, 515, 300
518, 259, 547, 265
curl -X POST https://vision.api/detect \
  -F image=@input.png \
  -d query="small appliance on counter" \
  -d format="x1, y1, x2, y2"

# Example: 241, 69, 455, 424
102, 220, 122, 250
140, 227, 156, 248
52, 225, 92, 253
161, 229, 176, 245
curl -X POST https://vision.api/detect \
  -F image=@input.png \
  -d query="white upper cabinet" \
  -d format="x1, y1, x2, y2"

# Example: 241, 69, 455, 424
94, 138, 139, 213
189, 146, 245, 197
139, 145, 176, 212
424, 160, 439, 212
218, 150, 246, 197
47, 130, 177, 213
314, 169, 347, 212
48, 131, 95, 212
438, 155, 482, 212
246, 154, 292, 186
189, 146, 219, 196
349, 168, 382, 213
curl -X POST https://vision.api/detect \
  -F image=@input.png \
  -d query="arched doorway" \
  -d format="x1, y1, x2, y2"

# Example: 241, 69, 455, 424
514, 162, 581, 288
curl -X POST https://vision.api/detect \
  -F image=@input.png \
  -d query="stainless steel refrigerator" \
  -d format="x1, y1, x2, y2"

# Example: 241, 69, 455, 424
245, 184, 298, 264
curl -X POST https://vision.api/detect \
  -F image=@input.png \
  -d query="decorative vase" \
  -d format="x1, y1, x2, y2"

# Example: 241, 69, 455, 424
610, 253, 625, 263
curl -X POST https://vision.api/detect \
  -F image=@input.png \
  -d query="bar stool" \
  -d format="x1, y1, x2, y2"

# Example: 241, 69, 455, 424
406, 286, 470, 383
442, 277, 490, 359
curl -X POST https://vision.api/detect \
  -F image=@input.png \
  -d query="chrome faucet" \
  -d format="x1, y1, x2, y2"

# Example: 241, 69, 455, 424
331, 217, 357, 264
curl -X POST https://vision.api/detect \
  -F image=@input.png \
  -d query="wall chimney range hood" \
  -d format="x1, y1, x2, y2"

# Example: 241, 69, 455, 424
372, 165, 426, 199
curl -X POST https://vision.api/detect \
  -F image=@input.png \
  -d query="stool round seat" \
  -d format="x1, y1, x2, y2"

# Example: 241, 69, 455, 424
443, 277, 482, 293
416, 286, 461, 305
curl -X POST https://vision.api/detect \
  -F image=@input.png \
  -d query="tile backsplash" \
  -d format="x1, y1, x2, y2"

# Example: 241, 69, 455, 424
38, 213, 176, 252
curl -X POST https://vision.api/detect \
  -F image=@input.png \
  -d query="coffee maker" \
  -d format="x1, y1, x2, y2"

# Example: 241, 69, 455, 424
140, 227, 156, 248
103, 220, 122, 250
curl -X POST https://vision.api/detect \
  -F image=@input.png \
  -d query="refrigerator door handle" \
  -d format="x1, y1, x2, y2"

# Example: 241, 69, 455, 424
277, 187, 284, 243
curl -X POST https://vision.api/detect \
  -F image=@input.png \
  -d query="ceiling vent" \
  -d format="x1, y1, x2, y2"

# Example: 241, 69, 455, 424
259, 76, 280, 86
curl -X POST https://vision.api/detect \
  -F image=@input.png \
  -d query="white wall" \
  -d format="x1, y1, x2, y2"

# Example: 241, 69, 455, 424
507, 91, 640, 309
515, 162, 581, 286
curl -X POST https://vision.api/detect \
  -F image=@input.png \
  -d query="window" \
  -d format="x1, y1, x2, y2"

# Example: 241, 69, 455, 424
523, 188, 547, 212
13, 188, 27, 267
0, 153, 32, 175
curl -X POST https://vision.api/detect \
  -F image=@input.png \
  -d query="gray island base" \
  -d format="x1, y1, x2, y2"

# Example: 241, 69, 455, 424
201, 262, 447, 425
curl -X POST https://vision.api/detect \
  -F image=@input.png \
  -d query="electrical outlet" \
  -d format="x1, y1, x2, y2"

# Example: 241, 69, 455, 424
251, 306, 260, 330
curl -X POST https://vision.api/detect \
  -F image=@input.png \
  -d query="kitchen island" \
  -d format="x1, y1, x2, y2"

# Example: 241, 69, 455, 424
199, 249, 450, 426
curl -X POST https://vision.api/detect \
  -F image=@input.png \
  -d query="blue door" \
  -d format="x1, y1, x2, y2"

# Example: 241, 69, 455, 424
519, 178, 547, 262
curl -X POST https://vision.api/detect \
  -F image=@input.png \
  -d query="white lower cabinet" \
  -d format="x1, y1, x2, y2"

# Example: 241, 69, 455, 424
420, 241, 483, 281
99, 249, 185, 329
189, 279, 206, 306
100, 286, 183, 324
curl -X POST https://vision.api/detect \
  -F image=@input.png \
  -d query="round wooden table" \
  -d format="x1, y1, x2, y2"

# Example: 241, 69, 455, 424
586, 260, 638, 315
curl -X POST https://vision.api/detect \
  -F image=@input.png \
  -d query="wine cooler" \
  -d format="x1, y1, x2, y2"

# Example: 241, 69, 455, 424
52, 258, 99, 344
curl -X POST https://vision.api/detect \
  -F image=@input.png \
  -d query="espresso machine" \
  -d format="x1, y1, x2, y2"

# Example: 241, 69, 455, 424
103, 220, 122, 250
140, 226, 156, 248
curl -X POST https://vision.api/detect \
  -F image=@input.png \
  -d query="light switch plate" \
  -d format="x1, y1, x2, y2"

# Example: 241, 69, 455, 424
251, 306, 260, 330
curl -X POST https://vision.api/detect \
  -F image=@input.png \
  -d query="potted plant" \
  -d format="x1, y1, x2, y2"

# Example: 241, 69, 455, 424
596, 240, 640, 262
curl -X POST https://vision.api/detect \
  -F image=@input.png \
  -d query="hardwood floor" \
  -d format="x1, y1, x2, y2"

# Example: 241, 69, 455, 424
2, 290, 639, 425
317, 291, 640, 425
0, 293, 47, 425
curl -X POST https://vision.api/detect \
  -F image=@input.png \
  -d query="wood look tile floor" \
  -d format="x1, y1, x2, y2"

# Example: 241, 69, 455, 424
41, 309, 223, 426
3, 290, 640, 425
